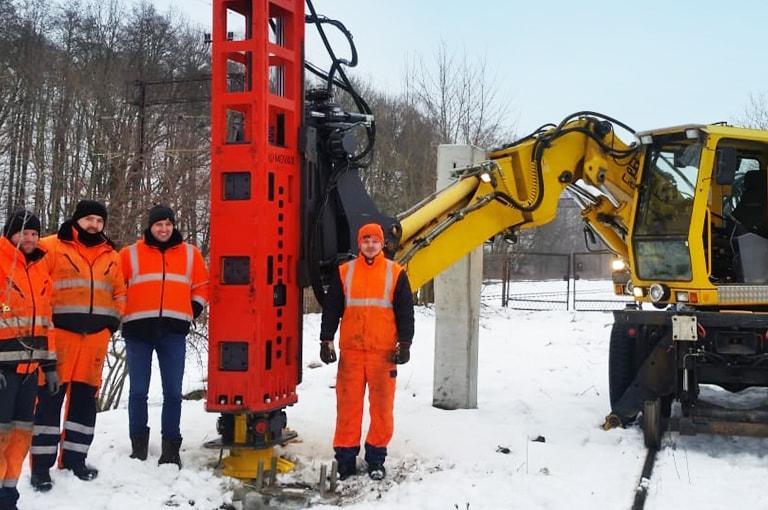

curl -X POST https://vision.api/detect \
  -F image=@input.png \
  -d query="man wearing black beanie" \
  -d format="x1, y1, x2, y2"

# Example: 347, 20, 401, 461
30, 200, 126, 491
147, 204, 174, 228
3, 208, 41, 241
71, 199, 108, 222
119, 204, 208, 467
69, 199, 109, 246
0, 208, 58, 510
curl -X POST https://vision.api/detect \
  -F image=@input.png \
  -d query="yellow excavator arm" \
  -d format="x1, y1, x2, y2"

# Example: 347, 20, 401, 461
395, 113, 641, 289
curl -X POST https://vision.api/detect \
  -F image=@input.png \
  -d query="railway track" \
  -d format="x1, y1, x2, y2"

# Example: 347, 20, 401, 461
630, 446, 657, 510
628, 393, 768, 510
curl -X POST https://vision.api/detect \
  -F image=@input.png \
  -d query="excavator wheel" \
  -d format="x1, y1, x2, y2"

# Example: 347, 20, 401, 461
642, 399, 662, 449
608, 323, 636, 407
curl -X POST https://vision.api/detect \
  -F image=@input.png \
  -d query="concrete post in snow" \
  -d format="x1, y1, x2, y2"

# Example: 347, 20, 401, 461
432, 144, 485, 410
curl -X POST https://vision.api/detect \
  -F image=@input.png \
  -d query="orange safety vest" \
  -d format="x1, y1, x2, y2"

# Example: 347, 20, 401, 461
0, 236, 55, 371
120, 239, 209, 324
41, 228, 125, 333
338, 254, 403, 352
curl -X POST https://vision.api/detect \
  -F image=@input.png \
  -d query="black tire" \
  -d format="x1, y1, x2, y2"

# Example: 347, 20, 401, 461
642, 399, 662, 449
609, 323, 636, 407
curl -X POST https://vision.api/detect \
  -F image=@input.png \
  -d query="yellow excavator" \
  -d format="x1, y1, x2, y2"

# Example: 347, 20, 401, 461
303, 90, 768, 447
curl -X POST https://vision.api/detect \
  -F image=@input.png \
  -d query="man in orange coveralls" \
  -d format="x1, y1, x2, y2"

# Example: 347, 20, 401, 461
30, 200, 125, 491
319, 223, 414, 481
0, 209, 59, 510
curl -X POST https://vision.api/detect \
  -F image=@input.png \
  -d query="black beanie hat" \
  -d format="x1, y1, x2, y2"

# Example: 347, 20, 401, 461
72, 200, 108, 222
4, 209, 41, 239
148, 204, 175, 227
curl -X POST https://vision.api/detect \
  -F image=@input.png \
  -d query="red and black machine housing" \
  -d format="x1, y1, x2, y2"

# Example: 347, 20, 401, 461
207, 0, 305, 444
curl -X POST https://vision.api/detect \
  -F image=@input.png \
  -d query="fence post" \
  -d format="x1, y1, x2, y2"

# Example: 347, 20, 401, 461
569, 252, 574, 311
501, 256, 508, 307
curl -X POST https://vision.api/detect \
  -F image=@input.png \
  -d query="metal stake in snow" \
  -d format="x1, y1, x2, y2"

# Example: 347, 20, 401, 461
432, 144, 485, 410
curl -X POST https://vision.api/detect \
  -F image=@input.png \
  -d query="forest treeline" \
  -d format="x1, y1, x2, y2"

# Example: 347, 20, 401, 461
0, 0, 513, 252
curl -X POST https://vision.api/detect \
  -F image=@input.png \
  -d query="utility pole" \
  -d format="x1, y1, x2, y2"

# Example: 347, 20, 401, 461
120, 75, 211, 244
127, 75, 212, 175
133, 80, 147, 180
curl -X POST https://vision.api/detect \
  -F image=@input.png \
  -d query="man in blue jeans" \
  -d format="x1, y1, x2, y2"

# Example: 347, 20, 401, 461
119, 205, 209, 467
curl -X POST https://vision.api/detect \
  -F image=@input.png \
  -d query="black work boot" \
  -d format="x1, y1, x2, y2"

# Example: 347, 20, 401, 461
337, 460, 357, 481
333, 446, 360, 481
363, 443, 387, 481
66, 463, 99, 481
367, 463, 386, 481
158, 438, 182, 468
130, 434, 149, 461
0, 486, 20, 509
30, 470, 53, 492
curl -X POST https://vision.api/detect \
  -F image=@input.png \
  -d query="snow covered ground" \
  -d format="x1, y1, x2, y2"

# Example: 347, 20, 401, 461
16, 281, 768, 509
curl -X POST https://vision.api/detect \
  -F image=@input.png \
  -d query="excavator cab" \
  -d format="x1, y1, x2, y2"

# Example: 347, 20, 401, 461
627, 126, 768, 299
630, 135, 768, 287
611, 126, 768, 446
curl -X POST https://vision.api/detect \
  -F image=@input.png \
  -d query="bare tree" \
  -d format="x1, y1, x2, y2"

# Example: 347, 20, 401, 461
404, 42, 514, 148
399, 43, 516, 300
737, 93, 768, 129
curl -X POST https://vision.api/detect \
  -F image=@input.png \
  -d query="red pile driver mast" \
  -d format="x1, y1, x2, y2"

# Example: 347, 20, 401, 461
207, 0, 304, 477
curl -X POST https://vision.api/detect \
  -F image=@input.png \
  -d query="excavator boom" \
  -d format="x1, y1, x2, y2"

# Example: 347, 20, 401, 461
391, 113, 641, 289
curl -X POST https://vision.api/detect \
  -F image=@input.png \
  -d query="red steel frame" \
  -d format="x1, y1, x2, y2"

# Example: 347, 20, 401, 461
208, 0, 304, 415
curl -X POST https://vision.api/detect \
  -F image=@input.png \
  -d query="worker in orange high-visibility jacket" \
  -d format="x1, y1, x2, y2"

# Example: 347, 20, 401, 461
119, 205, 208, 468
319, 223, 414, 482
30, 200, 125, 492
0, 209, 59, 510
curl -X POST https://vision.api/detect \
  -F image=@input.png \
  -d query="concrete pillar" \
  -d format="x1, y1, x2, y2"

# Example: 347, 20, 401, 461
432, 144, 486, 410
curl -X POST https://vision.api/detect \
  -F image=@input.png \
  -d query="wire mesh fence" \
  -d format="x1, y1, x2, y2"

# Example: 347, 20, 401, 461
483, 251, 634, 312
572, 252, 634, 311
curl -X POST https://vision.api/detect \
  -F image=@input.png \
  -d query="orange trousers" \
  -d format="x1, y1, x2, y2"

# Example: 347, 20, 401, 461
0, 368, 36, 491
333, 349, 397, 449
1, 429, 31, 487
55, 328, 110, 387
31, 329, 110, 472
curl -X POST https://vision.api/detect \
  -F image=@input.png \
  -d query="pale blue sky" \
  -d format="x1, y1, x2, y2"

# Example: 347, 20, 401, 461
148, 0, 768, 136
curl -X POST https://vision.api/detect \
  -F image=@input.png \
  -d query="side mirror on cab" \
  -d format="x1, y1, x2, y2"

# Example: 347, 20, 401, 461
715, 147, 739, 185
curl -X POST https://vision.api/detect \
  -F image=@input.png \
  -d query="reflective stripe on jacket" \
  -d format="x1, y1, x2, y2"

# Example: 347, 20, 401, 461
338, 254, 403, 351
40, 227, 125, 334
120, 238, 209, 325
0, 237, 55, 371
